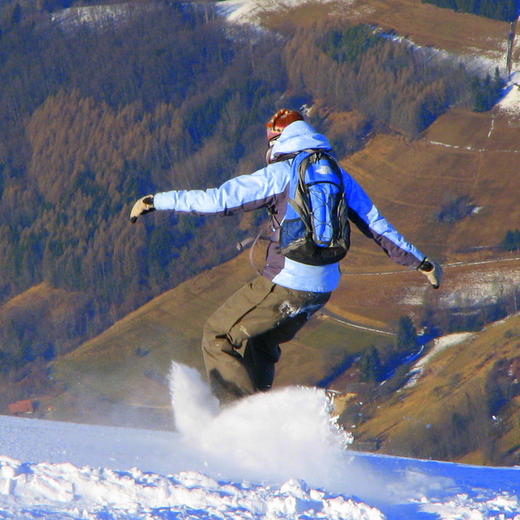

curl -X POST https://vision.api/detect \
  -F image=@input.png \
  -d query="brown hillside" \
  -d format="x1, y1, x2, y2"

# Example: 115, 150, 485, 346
324, 106, 520, 325
0, 282, 91, 358
352, 0, 509, 58
0, 283, 91, 412
350, 313, 520, 465
343, 109, 520, 264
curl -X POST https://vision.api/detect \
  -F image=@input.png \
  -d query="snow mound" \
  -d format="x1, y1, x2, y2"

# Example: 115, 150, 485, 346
0, 363, 388, 519
0, 455, 385, 520
169, 362, 361, 492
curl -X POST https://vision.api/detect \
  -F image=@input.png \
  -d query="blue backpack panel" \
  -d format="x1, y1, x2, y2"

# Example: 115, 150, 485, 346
279, 150, 350, 266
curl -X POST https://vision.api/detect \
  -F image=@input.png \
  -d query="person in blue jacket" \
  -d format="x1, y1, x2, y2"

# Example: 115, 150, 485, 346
130, 109, 441, 403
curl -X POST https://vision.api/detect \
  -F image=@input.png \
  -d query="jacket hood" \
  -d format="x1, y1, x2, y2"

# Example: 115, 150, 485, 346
270, 120, 332, 159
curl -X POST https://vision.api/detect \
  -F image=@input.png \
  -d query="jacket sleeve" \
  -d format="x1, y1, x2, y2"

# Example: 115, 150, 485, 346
344, 171, 425, 269
153, 166, 286, 216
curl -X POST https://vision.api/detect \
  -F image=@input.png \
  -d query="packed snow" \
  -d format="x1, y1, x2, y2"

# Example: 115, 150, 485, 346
0, 362, 519, 519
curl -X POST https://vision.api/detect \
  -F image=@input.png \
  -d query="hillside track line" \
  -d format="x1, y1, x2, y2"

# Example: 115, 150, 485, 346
322, 309, 395, 337
427, 140, 520, 153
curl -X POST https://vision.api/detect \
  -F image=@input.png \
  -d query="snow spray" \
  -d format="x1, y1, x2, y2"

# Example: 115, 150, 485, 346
169, 362, 386, 498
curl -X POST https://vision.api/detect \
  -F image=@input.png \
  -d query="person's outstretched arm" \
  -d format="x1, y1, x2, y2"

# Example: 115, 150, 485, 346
344, 172, 442, 288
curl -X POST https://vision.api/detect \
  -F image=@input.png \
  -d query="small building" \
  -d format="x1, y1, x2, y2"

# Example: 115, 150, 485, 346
8, 399, 39, 415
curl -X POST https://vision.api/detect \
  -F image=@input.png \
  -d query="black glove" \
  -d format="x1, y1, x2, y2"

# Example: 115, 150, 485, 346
418, 257, 442, 289
130, 195, 155, 223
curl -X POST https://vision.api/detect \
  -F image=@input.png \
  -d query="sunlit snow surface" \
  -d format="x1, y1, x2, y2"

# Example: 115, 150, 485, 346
0, 362, 519, 519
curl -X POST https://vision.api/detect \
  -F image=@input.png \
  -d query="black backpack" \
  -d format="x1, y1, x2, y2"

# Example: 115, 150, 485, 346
279, 150, 350, 266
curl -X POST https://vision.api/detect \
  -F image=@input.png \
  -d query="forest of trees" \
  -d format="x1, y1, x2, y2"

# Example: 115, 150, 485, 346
422, 0, 519, 21
501, 229, 520, 251
0, 1, 286, 371
436, 195, 476, 222
0, 1, 507, 376
287, 22, 502, 137
471, 68, 507, 112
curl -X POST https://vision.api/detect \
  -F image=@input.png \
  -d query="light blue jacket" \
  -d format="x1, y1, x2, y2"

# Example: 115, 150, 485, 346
154, 121, 425, 293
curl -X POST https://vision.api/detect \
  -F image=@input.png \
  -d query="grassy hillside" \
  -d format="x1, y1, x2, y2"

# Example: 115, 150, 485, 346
320, 105, 520, 326
343, 110, 520, 262
0, 282, 91, 410
349, 313, 520, 466
352, 0, 511, 58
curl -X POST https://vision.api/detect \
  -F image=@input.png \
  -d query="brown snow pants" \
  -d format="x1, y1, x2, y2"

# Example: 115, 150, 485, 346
202, 275, 330, 403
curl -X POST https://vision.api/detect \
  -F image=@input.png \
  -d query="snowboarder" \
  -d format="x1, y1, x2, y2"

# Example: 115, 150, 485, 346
130, 109, 441, 403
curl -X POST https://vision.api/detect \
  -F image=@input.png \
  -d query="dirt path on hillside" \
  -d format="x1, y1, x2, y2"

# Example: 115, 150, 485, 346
322, 308, 395, 336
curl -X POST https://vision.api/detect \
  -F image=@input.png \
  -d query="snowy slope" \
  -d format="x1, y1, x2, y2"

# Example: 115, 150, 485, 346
404, 332, 475, 389
0, 363, 519, 520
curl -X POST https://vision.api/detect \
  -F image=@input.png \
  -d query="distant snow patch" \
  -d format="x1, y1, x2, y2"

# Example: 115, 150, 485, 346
401, 268, 520, 308
405, 333, 474, 388
498, 71, 520, 117
378, 27, 520, 118
218, 0, 353, 25
51, 2, 149, 29
440, 269, 520, 308
378, 31, 507, 78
